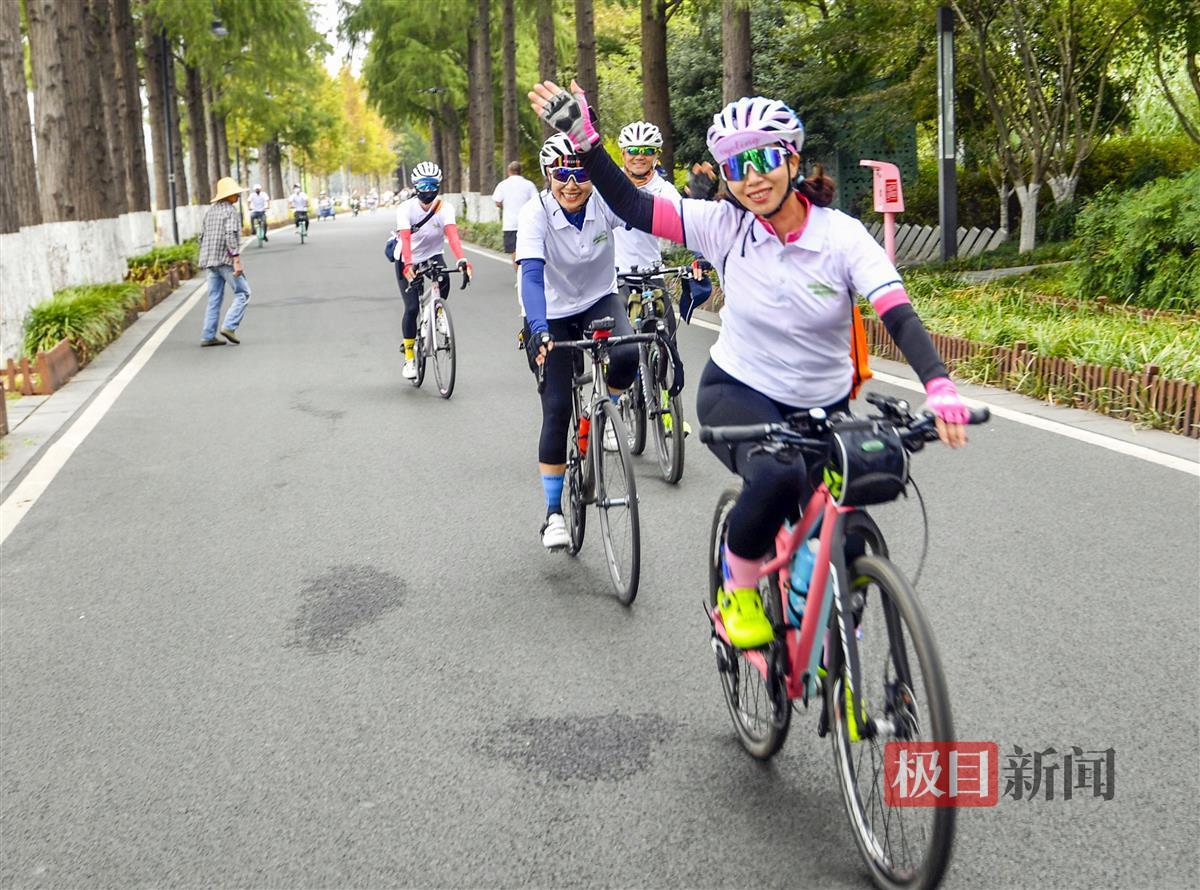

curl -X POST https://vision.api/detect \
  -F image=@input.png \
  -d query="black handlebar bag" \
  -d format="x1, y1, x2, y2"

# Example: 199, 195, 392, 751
823, 420, 909, 506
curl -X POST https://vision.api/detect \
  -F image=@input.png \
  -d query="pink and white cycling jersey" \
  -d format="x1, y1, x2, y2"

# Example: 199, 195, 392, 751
679, 197, 903, 406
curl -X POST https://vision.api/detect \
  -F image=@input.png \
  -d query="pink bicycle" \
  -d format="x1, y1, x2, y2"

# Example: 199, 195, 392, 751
701, 393, 989, 890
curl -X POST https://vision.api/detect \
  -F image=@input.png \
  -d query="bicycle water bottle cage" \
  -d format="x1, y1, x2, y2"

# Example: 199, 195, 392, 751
824, 418, 909, 506
586, 317, 615, 339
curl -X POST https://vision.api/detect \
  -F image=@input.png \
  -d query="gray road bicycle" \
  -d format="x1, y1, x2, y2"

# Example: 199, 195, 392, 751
409, 258, 468, 399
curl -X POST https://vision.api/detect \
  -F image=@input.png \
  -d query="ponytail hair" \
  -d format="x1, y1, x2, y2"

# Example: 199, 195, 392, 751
797, 163, 835, 208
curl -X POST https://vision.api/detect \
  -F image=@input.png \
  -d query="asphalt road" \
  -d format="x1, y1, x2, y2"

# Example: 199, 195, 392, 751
2, 210, 1197, 889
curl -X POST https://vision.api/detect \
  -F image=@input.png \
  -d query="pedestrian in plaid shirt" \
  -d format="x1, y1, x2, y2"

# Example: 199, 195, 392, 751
198, 177, 251, 347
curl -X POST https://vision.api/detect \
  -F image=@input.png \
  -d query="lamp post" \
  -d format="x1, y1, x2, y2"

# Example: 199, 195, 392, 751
936, 5, 957, 260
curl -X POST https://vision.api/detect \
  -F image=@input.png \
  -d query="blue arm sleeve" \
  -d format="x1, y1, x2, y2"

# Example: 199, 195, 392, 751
520, 258, 549, 334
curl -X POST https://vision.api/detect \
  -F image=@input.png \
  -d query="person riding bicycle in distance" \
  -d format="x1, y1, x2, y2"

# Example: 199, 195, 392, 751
248, 184, 270, 241
516, 133, 641, 551
289, 184, 309, 232
395, 162, 473, 380
530, 82, 972, 646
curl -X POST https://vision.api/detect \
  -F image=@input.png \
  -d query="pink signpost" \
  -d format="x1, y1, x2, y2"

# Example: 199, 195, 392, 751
860, 160, 905, 264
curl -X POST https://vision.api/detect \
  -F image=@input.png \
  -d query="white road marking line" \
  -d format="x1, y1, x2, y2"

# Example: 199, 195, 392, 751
687, 316, 1198, 476
462, 243, 513, 264
1, 281, 208, 545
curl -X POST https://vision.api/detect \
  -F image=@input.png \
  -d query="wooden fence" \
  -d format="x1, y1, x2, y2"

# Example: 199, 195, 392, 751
865, 222, 1008, 263
863, 317, 1200, 438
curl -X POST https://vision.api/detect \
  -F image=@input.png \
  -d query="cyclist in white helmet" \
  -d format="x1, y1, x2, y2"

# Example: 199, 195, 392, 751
394, 162, 473, 379
532, 81, 972, 648
516, 134, 641, 550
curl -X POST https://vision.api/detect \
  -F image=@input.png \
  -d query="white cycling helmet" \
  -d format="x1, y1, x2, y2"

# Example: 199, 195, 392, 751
706, 97, 805, 164
539, 133, 578, 171
618, 121, 664, 149
253, 183, 262, 190
411, 161, 442, 186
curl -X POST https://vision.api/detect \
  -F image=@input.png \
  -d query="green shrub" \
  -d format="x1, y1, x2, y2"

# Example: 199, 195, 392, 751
1069, 168, 1200, 311
126, 237, 200, 283
456, 220, 507, 254
23, 283, 142, 362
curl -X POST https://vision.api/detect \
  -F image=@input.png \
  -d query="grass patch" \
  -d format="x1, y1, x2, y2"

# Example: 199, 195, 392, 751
23, 282, 143, 363
905, 273, 1200, 383
126, 237, 199, 284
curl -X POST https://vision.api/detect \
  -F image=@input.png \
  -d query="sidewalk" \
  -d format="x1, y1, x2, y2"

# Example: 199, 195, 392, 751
0, 274, 207, 499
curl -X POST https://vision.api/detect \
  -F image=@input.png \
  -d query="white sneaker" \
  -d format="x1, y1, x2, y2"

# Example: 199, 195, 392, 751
541, 513, 569, 549
603, 418, 620, 452
402, 360, 417, 380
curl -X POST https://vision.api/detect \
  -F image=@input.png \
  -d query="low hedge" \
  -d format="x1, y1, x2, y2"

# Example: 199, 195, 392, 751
126, 238, 199, 284
456, 220, 507, 253
23, 283, 144, 363
1069, 168, 1200, 312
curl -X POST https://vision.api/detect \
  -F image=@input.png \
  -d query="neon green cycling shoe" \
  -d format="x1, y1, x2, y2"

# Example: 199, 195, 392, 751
716, 586, 775, 649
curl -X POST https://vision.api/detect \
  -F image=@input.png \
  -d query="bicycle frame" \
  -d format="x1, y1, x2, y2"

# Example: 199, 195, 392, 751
711, 484, 870, 731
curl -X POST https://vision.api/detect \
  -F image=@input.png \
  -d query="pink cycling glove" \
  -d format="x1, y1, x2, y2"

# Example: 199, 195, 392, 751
924, 376, 970, 424
538, 86, 601, 153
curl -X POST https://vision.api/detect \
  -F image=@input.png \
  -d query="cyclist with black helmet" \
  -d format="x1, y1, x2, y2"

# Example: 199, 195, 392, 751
394, 162, 473, 380
517, 134, 641, 550
531, 81, 971, 648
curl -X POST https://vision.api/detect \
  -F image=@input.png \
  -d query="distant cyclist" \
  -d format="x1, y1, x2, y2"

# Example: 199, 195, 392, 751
289, 184, 309, 234
516, 134, 640, 550
532, 82, 971, 648
394, 162, 473, 380
248, 184, 270, 241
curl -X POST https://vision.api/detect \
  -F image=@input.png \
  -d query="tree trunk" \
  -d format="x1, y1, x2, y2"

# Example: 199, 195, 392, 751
1047, 173, 1077, 207
997, 180, 1010, 236
440, 102, 464, 193
185, 65, 211, 205
110, 0, 150, 212
141, 12, 169, 210
28, 0, 106, 221
721, 0, 752, 103
166, 46, 188, 205
1012, 181, 1040, 254
475, 0, 496, 191
0, 0, 41, 231
466, 32, 481, 191
430, 114, 446, 180
537, 0, 558, 136
215, 110, 230, 180
501, 0, 518, 166
575, 0, 599, 116
641, 0, 673, 174
269, 139, 285, 196
88, 0, 124, 213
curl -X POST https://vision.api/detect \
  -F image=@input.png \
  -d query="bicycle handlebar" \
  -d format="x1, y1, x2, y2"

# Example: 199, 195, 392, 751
617, 265, 693, 286
699, 404, 990, 448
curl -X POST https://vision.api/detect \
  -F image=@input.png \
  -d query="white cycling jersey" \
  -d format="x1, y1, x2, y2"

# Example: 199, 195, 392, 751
396, 197, 457, 264
612, 172, 681, 273
248, 191, 270, 212
289, 191, 308, 211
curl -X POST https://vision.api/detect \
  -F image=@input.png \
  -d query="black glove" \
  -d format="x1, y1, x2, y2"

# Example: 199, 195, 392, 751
526, 329, 552, 365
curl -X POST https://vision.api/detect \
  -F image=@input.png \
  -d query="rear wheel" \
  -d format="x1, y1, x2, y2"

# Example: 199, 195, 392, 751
648, 349, 685, 485
431, 298, 456, 398
826, 554, 955, 890
593, 400, 640, 605
707, 485, 790, 759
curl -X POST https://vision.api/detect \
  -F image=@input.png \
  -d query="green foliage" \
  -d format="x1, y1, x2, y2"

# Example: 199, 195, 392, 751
905, 274, 1200, 382
1075, 134, 1200, 198
456, 219, 507, 253
914, 239, 1076, 273
125, 238, 199, 283
900, 157, 1000, 228
23, 284, 143, 362
1069, 168, 1200, 311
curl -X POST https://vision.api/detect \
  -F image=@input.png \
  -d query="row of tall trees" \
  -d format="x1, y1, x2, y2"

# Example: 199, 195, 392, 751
0, 0, 400, 240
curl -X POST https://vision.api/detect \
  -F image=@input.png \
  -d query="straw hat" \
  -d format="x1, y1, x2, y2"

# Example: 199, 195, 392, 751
210, 177, 246, 203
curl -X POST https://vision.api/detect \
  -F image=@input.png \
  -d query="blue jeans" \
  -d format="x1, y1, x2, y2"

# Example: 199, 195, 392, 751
203, 265, 251, 340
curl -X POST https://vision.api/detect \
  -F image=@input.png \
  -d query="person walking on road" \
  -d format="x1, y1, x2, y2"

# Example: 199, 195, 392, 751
198, 177, 251, 347
492, 161, 540, 261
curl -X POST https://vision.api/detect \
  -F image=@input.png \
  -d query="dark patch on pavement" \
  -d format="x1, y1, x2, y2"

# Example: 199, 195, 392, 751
476, 712, 674, 782
290, 399, 345, 422
287, 564, 405, 654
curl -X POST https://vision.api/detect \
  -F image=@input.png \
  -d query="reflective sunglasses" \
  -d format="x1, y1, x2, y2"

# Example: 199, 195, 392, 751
720, 146, 789, 182
413, 177, 440, 191
549, 166, 590, 184
624, 146, 658, 156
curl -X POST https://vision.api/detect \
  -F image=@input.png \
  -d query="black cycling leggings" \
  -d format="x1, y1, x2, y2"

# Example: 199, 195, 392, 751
695, 360, 850, 559
396, 256, 449, 340
538, 293, 639, 464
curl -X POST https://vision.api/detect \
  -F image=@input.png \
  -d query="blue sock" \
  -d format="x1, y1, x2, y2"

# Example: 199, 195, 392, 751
542, 473, 564, 515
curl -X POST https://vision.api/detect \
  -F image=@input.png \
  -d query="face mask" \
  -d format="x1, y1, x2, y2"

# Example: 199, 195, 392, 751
416, 190, 439, 204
